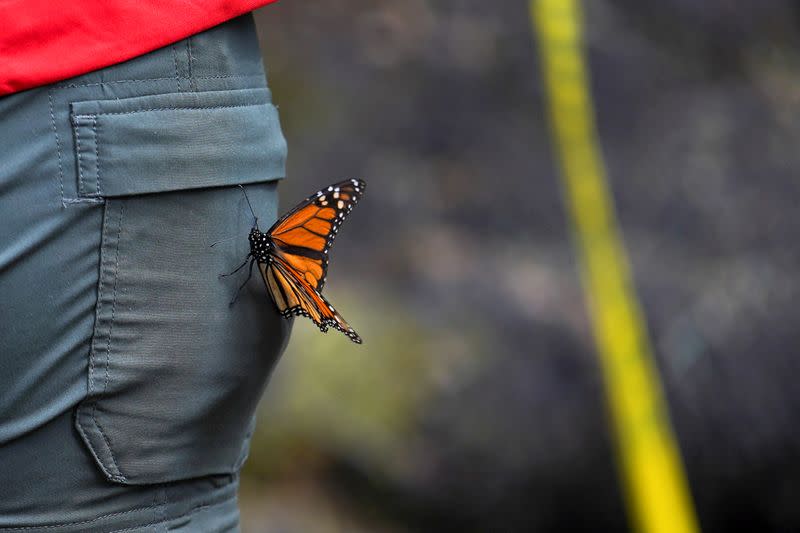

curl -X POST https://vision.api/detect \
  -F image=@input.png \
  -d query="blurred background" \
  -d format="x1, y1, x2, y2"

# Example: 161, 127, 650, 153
240, 1, 800, 531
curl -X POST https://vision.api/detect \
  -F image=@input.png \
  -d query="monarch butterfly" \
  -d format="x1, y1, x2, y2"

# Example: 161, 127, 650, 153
224, 179, 365, 344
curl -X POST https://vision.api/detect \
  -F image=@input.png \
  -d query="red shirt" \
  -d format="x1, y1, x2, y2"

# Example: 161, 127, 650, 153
0, 0, 279, 96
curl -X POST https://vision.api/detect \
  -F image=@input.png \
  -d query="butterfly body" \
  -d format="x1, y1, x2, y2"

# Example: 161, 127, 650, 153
240, 179, 365, 344
248, 227, 274, 263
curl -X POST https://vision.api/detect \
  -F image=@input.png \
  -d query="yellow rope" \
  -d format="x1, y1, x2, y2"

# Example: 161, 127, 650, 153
529, 1, 699, 532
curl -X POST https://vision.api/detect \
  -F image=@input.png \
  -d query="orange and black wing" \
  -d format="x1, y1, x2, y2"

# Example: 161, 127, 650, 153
266, 179, 365, 292
260, 256, 362, 343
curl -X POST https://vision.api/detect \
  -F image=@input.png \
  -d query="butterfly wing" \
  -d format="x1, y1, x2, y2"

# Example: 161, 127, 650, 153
267, 179, 365, 291
260, 256, 362, 344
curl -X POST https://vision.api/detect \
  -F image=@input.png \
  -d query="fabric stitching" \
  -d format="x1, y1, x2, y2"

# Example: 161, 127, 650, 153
47, 90, 66, 207
186, 38, 196, 92
74, 120, 85, 195
88, 205, 106, 401
198, 74, 265, 79
89, 201, 126, 481
171, 44, 181, 91
73, 203, 114, 482
63, 198, 104, 205
106, 497, 231, 533
0, 482, 234, 530
54, 74, 263, 89
0, 503, 161, 531
73, 102, 268, 118
73, 117, 102, 197
94, 117, 102, 195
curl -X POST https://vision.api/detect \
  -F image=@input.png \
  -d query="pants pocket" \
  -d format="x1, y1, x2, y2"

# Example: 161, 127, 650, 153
73, 88, 290, 485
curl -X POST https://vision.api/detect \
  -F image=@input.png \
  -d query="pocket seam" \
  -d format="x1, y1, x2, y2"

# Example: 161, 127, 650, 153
93, 117, 103, 197
71, 115, 101, 197
74, 116, 85, 196
93, 200, 126, 481
76, 201, 128, 483
72, 102, 267, 118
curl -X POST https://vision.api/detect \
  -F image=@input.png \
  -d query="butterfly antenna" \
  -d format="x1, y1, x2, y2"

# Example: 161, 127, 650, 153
239, 185, 258, 228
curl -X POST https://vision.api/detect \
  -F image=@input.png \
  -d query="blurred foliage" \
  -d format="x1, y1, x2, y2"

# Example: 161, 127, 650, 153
246, 292, 484, 478
241, 1, 800, 532
242, 293, 490, 532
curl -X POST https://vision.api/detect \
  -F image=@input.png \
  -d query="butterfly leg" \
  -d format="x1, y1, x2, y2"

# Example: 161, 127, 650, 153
219, 254, 251, 279
228, 258, 256, 307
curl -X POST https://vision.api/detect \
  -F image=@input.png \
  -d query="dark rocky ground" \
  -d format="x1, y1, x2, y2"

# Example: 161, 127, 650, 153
239, 1, 800, 531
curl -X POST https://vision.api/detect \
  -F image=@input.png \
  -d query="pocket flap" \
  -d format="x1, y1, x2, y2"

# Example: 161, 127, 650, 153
70, 88, 286, 197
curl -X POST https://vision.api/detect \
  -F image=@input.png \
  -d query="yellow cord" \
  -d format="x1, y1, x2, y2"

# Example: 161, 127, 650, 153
530, 1, 700, 532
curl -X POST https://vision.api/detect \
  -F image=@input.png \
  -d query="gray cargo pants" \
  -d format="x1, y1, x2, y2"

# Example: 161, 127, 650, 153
0, 14, 290, 531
